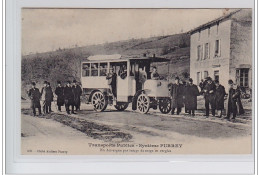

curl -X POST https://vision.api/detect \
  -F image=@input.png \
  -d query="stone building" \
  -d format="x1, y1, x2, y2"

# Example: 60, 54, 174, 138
189, 9, 252, 90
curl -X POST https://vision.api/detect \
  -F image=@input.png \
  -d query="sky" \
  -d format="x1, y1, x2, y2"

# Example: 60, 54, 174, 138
22, 9, 229, 55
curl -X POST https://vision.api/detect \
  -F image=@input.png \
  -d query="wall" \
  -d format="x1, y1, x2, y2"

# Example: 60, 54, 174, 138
190, 19, 231, 89
230, 9, 253, 88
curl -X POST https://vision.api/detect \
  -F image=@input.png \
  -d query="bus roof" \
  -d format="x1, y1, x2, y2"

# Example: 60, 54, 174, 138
85, 54, 170, 63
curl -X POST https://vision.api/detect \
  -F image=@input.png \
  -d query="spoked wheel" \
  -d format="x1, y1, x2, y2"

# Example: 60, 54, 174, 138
159, 98, 171, 114
114, 102, 129, 111
136, 93, 150, 114
91, 91, 108, 112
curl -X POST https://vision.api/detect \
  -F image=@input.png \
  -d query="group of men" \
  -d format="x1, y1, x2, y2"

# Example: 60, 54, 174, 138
28, 80, 82, 116
169, 76, 244, 121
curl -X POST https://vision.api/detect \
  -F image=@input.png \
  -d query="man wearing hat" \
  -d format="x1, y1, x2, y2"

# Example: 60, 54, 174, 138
72, 80, 82, 111
170, 76, 184, 115
55, 81, 64, 112
47, 82, 54, 112
41, 81, 53, 114
215, 80, 226, 118
28, 82, 42, 116
184, 78, 200, 116
203, 77, 216, 117
64, 81, 75, 114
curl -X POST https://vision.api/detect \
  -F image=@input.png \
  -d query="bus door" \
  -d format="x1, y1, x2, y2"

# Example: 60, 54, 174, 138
113, 62, 129, 102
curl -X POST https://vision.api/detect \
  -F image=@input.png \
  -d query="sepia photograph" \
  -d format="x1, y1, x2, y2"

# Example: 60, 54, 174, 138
21, 8, 253, 155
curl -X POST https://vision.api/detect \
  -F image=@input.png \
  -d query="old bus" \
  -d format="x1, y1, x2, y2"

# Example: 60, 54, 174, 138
81, 54, 171, 114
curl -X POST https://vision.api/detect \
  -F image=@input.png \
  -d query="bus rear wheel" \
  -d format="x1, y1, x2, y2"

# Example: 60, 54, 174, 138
91, 91, 108, 112
114, 102, 129, 111
159, 98, 171, 114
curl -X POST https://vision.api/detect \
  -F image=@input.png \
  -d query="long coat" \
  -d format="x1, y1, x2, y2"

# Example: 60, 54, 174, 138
55, 86, 64, 106
41, 86, 53, 102
185, 84, 200, 110
72, 85, 82, 107
63, 85, 74, 105
170, 83, 184, 108
227, 88, 240, 114
215, 85, 226, 110
28, 88, 41, 108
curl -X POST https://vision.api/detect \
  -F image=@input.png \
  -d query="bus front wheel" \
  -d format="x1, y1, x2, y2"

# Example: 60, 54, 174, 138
91, 91, 108, 112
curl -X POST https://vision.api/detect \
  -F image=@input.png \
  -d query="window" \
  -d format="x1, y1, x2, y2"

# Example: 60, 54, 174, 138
236, 69, 249, 87
99, 63, 107, 76
204, 43, 209, 59
82, 63, 90, 77
214, 40, 221, 57
197, 72, 201, 85
214, 70, 219, 81
197, 45, 203, 60
204, 71, 208, 78
91, 63, 98, 76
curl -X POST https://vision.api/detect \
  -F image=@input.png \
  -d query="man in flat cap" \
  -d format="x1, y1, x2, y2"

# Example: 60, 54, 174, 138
55, 81, 64, 112
72, 80, 82, 111
64, 81, 75, 114
28, 82, 42, 116
203, 77, 216, 117
170, 76, 184, 115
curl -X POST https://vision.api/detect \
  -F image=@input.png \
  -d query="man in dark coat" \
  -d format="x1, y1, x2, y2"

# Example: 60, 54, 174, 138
227, 79, 245, 115
47, 82, 54, 112
226, 83, 241, 121
203, 77, 216, 117
55, 81, 64, 112
28, 82, 42, 116
215, 80, 226, 118
170, 77, 184, 115
185, 78, 200, 116
72, 80, 82, 111
41, 81, 53, 114
64, 81, 75, 114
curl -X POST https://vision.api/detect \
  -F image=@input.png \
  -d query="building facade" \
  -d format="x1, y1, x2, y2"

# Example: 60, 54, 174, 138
189, 9, 252, 90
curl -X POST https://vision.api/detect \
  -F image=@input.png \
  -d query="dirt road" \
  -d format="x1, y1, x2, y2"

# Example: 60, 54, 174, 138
21, 100, 252, 155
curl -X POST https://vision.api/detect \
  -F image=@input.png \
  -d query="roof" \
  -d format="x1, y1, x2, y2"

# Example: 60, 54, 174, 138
189, 9, 241, 34
86, 54, 170, 63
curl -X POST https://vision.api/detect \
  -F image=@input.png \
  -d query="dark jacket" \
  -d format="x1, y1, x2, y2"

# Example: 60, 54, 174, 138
63, 85, 74, 105
41, 86, 53, 102
170, 83, 184, 108
184, 84, 200, 110
72, 85, 82, 106
215, 85, 226, 110
55, 86, 64, 106
204, 82, 216, 102
227, 88, 240, 114
28, 87, 41, 108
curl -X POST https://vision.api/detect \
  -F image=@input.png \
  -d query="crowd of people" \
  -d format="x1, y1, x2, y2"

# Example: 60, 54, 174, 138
28, 68, 245, 122
169, 76, 245, 121
28, 80, 82, 116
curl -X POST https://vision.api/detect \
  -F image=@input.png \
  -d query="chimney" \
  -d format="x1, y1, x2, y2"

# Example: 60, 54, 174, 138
143, 53, 146, 57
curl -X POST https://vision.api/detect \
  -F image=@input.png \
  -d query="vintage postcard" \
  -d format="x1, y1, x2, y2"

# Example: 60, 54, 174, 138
21, 8, 253, 155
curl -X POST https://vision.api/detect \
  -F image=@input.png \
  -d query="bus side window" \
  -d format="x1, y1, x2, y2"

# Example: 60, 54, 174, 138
99, 63, 107, 76
82, 63, 90, 77
91, 63, 98, 76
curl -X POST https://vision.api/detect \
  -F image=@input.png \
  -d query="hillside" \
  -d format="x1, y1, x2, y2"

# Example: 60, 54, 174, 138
22, 33, 190, 96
